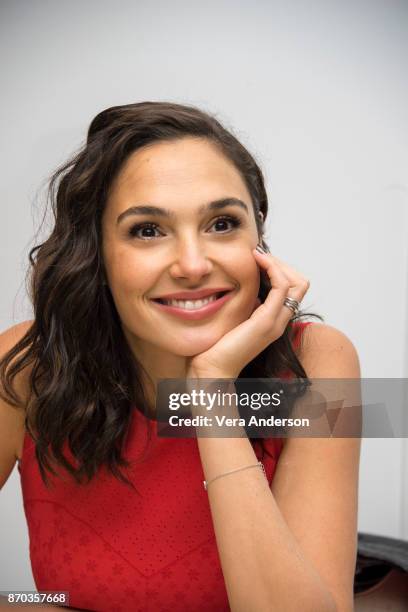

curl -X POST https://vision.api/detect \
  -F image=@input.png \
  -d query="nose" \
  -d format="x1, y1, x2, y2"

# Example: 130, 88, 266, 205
169, 239, 213, 283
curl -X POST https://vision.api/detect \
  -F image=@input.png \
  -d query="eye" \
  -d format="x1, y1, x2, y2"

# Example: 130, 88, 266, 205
127, 214, 243, 241
128, 222, 163, 240
209, 215, 242, 233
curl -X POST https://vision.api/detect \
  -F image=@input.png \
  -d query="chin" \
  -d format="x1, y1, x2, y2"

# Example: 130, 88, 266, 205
169, 331, 227, 359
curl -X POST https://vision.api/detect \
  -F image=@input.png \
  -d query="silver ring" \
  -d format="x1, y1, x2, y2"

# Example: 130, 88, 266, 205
283, 297, 300, 317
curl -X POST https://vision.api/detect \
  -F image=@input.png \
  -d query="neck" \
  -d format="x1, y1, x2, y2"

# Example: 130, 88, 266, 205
123, 327, 191, 417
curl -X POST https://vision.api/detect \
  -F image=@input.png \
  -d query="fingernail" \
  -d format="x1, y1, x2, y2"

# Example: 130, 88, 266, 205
255, 244, 268, 255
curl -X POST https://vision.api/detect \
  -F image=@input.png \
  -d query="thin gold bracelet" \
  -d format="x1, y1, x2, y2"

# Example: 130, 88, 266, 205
203, 461, 266, 491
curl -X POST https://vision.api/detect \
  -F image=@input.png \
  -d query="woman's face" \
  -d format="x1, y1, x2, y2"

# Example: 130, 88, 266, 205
101, 136, 261, 360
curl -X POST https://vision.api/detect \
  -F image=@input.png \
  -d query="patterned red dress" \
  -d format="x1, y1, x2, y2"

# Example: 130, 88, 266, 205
18, 321, 312, 611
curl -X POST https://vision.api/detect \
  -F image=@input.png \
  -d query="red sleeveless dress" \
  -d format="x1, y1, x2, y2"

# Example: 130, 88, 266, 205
18, 322, 311, 612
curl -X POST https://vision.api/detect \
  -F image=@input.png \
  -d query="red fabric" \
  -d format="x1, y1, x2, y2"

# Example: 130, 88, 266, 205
18, 321, 312, 612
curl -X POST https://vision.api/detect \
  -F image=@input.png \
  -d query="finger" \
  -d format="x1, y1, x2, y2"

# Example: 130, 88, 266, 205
254, 249, 308, 304
266, 255, 310, 326
270, 254, 310, 298
253, 249, 310, 328
257, 251, 309, 299
252, 249, 295, 333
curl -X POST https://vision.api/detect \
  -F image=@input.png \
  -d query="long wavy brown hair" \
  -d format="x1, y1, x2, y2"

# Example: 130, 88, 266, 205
0, 101, 323, 489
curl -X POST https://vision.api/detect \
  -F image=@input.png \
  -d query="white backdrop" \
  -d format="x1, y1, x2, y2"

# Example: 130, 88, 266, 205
1, 0, 407, 591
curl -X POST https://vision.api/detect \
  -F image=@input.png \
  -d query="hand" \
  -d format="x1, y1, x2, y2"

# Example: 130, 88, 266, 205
186, 248, 310, 379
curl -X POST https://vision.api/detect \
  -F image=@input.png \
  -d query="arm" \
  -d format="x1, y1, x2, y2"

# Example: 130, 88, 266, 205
0, 324, 82, 611
0, 321, 33, 489
196, 323, 360, 612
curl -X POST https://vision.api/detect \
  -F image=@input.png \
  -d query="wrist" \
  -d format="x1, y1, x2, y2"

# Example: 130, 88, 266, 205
187, 367, 236, 380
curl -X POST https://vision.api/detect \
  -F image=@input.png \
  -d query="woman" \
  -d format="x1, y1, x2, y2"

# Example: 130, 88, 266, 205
0, 102, 361, 611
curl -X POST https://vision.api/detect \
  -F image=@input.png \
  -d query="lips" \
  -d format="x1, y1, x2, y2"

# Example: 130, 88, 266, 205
151, 287, 234, 302
149, 288, 236, 320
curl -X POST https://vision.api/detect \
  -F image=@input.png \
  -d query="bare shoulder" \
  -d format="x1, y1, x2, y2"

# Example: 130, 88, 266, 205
296, 322, 361, 378
0, 320, 35, 487
280, 322, 361, 449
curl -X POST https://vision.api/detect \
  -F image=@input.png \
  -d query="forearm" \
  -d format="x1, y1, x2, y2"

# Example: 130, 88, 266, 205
197, 434, 337, 612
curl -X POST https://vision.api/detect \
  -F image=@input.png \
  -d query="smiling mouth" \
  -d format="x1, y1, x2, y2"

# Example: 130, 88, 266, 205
152, 291, 230, 311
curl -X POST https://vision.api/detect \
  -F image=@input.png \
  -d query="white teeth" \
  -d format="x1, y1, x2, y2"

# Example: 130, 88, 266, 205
163, 294, 219, 310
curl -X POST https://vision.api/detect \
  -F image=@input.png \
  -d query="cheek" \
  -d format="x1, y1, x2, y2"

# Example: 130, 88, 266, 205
232, 256, 260, 295
117, 268, 149, 295
106, 246, 156, 296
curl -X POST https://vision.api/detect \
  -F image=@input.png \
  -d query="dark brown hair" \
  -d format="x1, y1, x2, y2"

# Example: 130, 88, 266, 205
0, 101, 323, 488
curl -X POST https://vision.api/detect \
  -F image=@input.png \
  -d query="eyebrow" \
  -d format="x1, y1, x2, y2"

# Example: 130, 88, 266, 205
116, 197, 249, 224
